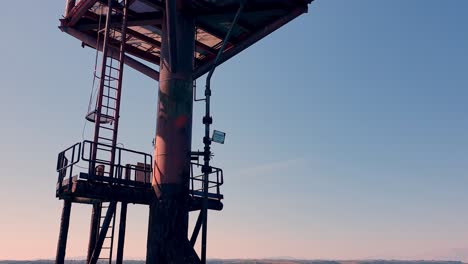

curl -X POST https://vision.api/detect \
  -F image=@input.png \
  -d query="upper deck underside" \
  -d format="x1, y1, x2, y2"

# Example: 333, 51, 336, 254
60, 0, 313, 80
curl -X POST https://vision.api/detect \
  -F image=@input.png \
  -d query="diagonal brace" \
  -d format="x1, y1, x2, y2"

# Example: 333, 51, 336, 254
190, 210, 203, 247
89, 201, 117, 264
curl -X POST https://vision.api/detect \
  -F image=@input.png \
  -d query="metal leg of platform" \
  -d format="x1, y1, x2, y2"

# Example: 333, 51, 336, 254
55, 199, 72, 264
116, 202, 128, 264
87, 202, 102, 263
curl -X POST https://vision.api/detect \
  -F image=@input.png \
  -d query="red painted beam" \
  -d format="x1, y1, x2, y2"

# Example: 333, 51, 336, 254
60, 26, 160, 81
67, 0, 99, 26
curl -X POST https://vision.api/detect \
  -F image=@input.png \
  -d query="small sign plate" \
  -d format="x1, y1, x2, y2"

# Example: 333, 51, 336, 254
212, 130, 226, 144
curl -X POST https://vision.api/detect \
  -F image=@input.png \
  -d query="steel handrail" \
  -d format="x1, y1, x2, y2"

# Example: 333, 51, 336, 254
56, 142, 82, 172
56, 140, 152, 192
190, 162, 224, 200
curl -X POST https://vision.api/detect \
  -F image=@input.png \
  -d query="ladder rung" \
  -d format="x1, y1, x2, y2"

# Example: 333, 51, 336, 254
105, 69, 120, 74
102, 105, 116, 110
107, 55, 121, 61
99, 126, 115, 131
103, 77, 118, 82
98, 137, 113, 141
100, 127, 115, 132
97, 147, 112, 152
106, 65, 120, 71
102, 95, 117, 100
103, 73, 119, 78
103, 85, 118, 90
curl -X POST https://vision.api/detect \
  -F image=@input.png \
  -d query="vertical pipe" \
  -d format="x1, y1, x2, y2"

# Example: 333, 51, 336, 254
87, 202, 102, 263
55, 200, 72, 264
147, 1, 198, 263
200, 4, 245, 263
116, 202, 128, 264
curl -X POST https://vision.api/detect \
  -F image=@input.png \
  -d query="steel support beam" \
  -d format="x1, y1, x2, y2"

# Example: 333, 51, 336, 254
190, 211, 203, 247
64, 0, 76, 17
126, 28, 162, 48
193, 6, 308, 79
138, 0, 164, 11
67, 0, 99, 26
89, 201, 117, 264
55, 200, 72, 264
76, 16, 162, 30
165, 0, 178, 72
60, 26, 160, 81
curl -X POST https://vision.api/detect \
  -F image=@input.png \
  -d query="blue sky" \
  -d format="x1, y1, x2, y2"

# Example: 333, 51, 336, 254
0, 0, 467, 261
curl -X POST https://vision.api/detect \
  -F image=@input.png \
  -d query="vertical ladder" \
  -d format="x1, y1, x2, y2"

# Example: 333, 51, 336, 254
86, 1, 129, 263
87, 0, 128, 179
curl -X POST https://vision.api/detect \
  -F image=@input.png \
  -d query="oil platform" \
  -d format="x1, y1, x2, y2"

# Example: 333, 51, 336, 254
54, 0, 313, 263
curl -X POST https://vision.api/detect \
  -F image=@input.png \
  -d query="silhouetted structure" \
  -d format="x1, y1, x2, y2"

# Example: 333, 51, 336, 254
54, 0, 313, 263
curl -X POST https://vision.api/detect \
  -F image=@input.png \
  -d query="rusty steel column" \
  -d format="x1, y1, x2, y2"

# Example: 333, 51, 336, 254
55, 199, 72, 264
147, 1, 199, 263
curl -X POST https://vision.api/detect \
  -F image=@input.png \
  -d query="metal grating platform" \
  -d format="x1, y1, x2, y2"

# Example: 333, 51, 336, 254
60, 0, 313, 80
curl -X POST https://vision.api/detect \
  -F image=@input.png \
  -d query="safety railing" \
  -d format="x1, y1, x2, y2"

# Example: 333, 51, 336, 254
56, 142, 82, 194
56, 141, 153, 195
82, 140, 152, 185
190, 163, 224, 200
57, 141, 223, 200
